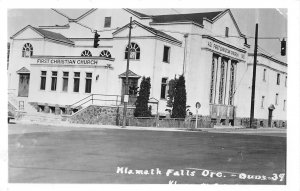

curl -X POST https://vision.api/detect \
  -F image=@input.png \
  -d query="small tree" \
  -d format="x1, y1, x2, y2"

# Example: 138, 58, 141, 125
134, 77, 151, 117
166, 79, 177, 108
171, 75, 186, 118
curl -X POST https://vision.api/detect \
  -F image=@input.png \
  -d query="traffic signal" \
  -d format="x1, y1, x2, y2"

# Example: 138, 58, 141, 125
93, 32, 100, 48
281, 38, 286, 56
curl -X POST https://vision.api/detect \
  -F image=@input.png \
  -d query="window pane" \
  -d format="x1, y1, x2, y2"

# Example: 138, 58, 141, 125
74, 72, 80, 77
161, 84, 166, 99
51, 77, 57, 91
218, 60, 226, 104
62, 78, 68, 92
74, 78, 80, 92
40, 77, 46, 90
86, 73, 92, 78
163, 46, 170, 62
85, 79, 92, 93
161, 78, 168, 99
225, 27, 229, 37
104, 17, 111, 28
63, 72, 69, 77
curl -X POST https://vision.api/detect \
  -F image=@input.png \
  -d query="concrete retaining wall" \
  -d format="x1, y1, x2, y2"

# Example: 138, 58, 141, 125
68, 105, 135, 125
128, 116, 213, 128
234, 117, 287, 128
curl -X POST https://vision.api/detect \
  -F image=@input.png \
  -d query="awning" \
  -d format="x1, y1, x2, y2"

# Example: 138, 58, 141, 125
16, 67, 30, 74
119, 70, 141, 78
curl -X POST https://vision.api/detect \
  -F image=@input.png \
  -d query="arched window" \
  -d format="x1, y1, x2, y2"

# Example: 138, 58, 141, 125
22, 43, 33, 57
100, 50, 112, 58
125, 43, 140, 60
81, 50, 92, 57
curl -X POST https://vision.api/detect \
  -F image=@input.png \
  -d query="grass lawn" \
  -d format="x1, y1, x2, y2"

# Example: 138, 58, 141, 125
8, 124, 286, 184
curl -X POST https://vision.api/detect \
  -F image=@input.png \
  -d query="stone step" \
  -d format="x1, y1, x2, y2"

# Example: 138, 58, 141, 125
17, 112, 65, 124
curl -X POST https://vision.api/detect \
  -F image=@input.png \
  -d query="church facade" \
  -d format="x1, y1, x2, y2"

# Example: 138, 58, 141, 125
8, 9, 287, 127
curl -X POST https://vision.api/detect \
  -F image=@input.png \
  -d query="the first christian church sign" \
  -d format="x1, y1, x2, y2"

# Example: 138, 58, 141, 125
31, 56, 115, 66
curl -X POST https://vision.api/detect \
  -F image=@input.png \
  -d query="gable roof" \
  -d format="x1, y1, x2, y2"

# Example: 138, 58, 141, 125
113, 20, 182, 45
11, 25, 74, 45
212, 9, 245, 37
151, 9, 246, 38
151, 11, 223, 25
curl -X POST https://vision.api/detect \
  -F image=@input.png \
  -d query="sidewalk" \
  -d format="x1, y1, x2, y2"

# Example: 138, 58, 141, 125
9, 119, 286, 136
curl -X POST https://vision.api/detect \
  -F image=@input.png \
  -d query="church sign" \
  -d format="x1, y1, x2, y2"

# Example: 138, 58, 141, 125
202, 36, 246, 61
31, 56, 114, 66
36, 58, 99, 65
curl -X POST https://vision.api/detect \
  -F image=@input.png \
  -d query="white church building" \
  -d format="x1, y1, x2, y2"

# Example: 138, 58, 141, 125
7, 9, 287, 127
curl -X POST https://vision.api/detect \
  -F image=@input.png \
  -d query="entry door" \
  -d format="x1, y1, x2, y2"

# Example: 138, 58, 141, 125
121, 78, 138, 105
18, 74, 30, 97
268, 109, 273, 127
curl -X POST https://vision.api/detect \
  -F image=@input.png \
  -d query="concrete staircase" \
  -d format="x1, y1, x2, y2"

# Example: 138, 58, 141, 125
8, 90, 68, 125
18, 112, 68, 125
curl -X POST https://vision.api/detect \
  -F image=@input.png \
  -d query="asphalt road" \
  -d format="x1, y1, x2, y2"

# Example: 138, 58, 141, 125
8, 123, 286, 184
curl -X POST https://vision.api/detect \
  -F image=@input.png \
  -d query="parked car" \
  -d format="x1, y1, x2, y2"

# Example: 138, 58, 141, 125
8, 111, 15, 123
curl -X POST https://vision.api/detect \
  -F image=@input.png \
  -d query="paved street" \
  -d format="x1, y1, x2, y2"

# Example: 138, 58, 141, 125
8, 123, 286, 184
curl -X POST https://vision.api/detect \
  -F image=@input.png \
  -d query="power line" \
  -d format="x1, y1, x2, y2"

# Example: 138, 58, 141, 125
257, 45, 273, 56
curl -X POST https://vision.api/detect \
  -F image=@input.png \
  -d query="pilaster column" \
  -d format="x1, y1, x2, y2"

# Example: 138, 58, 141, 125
224, 59, 231, 105
214, 56, 222, 104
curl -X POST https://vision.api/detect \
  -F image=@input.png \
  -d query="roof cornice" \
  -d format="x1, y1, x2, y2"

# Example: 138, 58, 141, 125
248, 53, 287, 66
149, 21, 204, 28
123, 8, 152, 19
113, 20, 182, 46
212, 9, 244, 38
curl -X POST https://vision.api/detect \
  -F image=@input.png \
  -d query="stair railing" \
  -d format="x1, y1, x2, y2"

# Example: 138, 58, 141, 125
68, 94, 122, 113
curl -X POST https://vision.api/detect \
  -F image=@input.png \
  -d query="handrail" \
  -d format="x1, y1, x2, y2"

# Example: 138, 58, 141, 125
68, 94, 123, 112
69, 94, 93, 108
73, 100, 92, 110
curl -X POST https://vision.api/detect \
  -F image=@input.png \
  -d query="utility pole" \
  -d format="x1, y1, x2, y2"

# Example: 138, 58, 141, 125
122, 17, 132, 128
250, 23, 258, 129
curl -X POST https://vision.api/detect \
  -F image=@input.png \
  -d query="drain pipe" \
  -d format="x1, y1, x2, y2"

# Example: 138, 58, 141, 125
182, 33, 189, 75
